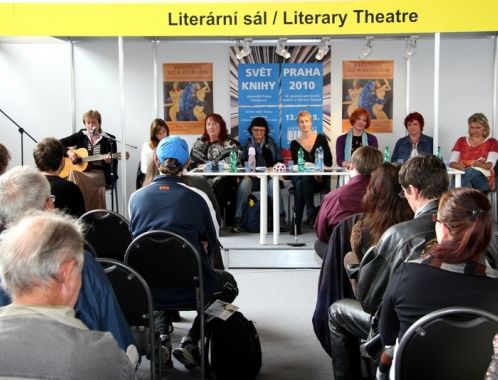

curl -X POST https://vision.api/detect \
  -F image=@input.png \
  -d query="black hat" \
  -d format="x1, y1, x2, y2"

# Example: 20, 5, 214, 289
248, 117, 269, 135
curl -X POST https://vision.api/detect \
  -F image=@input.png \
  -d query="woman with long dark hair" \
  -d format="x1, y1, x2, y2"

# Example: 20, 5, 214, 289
189, 113, 241, 226
137, 118, 169, 188
345, 163, 414, 294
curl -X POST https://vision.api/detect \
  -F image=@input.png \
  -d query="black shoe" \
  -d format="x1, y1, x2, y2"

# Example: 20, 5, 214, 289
167, 310, 181, 323
159, 334, 173, 370
172, 337, 201, 370
231, 218, 245, 233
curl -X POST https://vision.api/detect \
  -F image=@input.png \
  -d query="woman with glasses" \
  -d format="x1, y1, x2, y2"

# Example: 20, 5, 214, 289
232, 117, 284, 232
378, 187, 498, 376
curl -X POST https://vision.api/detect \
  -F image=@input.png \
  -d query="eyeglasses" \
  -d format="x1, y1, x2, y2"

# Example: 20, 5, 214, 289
49, 195, 56, 203
252, 128, 266, 133
398, 189, 406, 198
431, 214, 444, 225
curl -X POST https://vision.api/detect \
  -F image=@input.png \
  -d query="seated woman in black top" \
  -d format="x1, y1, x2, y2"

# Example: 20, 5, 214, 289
289, 110, 332, 234
378, 187, 498, 375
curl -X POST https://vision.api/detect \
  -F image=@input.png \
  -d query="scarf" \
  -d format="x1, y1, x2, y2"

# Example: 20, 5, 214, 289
249, 136, 276, 166
412, 243, 498, 278
344, 129, 369, 161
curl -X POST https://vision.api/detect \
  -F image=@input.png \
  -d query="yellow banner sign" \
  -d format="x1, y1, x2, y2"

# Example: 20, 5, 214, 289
0, 1, 497, 36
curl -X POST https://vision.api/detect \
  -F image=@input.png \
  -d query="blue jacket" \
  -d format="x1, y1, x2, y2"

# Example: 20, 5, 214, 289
128, 175, 219, 306
391, 134, 433, 163
0, 251, 135, 351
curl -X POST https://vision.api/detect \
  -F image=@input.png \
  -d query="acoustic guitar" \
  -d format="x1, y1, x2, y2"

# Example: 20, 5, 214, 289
59, 147, 129, 178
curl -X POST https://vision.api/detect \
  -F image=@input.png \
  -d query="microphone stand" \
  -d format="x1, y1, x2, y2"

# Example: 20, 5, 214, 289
101, 132, 137, 213
287, 208, 305, 247
0, 108, 38, 165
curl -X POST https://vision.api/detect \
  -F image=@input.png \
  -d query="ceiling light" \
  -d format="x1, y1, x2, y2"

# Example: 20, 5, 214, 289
359, 36, 374, 60
276, 38, 291, 59
236, 38, 252, 60
403, 36, 418, 60
315, 37, 330, 60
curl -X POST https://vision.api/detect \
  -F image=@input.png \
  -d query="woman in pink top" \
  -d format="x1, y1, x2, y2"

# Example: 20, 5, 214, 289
449, 113, 498, 191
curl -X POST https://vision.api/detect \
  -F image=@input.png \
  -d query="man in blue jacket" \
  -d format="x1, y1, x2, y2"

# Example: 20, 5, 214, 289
0, 166, 135, 353
129, 136, 238, 370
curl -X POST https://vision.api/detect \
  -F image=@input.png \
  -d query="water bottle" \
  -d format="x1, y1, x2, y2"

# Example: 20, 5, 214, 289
437, 146, 444, 160
384, 146, 391, 163
248, 147, 256, 172
297, 147, 305, 172
315, 146, 324, 171
229, 149, 238, 173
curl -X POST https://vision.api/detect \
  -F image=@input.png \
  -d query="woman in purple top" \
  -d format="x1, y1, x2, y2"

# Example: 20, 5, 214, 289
336, 107, 378, 168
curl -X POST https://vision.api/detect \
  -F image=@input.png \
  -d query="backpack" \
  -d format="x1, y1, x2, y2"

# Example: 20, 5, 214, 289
206, 311, 262, 380
241, 194, 272, 232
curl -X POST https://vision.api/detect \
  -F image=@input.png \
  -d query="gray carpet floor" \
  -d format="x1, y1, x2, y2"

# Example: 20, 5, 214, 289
137, 268, 332, 379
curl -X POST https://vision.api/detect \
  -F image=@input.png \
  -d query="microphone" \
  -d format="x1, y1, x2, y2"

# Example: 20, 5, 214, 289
91, 127, 97, 137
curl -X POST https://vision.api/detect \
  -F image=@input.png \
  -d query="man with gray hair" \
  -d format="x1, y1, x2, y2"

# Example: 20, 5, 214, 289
0, 211, 135, 378
0, 166, 135, 352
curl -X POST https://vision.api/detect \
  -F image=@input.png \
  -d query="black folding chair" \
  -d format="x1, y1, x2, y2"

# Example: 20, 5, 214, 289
79, 209, 132, 261
395, 306, 498, 380
96, 258, 161, 380
124, 230, 207, 379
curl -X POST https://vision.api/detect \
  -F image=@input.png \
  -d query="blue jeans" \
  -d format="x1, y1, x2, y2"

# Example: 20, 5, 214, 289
235, 176, 285, 219
458, 167, 490, 192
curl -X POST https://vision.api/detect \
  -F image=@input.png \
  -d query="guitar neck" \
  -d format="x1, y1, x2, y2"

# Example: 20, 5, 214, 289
81, 153, 119, 163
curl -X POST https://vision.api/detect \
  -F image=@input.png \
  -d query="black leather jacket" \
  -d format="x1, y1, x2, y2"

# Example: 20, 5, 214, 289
357, 200, 438, 314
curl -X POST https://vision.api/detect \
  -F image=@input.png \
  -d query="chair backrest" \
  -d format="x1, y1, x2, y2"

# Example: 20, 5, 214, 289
79, 209, 132, 261
395, 307, 498, 380
96, 258, 159, 380
124, 229, 205, 296
124, 230, 208, 379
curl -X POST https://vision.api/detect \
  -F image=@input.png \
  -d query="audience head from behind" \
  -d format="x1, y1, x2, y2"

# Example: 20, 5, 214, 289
0, 210, 136, 378
429, 187, 492, 264
362, 163, 414, 245
149, 118, 169, 149
154, 136, 190, 176
350, 145, 383, 176
0, 144, 11, 175
0, 211, 84, 306
0, 166, 53, 228
33, 137, 66, 174
399, 155, 449, 206
202, 113, 228, 143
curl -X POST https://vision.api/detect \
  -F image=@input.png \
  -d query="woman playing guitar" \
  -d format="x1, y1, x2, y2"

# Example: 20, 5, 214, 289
60, 110, 117, 211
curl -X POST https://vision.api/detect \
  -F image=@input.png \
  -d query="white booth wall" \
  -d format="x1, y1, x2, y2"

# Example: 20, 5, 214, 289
0, 35, 495, 217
